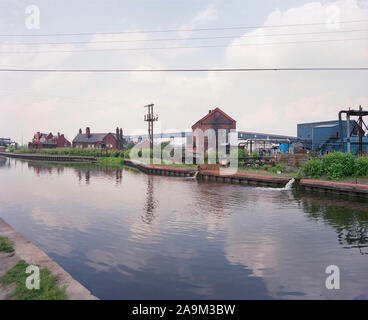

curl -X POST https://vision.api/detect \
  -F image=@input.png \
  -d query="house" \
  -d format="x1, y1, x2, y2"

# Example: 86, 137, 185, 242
72, 127, 124, 150
192, 107, 236, 152
28, 132, 71, 149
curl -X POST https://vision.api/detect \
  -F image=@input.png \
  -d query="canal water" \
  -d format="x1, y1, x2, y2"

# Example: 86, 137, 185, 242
0, 156, 368, 300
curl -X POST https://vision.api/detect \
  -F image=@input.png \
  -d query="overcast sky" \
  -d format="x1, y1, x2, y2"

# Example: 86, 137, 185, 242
0, 0, 367, 143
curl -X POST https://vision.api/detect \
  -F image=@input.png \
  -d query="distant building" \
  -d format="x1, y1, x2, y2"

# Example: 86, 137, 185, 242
297, 120, 367, 154
192, 107, 236, 152
28, 132, 71, 149
72, 127, 124, 150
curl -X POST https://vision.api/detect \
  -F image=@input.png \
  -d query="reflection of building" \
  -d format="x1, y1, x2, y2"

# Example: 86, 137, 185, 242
29, 132, 71, 149
72, 127, 125, 150
192, 108, 236, 152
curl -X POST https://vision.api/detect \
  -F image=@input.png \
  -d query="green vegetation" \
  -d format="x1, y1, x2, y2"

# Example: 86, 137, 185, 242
12, 148, 125, 158
98, 157, 124, 167
0, 236, 14, 253
0, 260, 67, 300
299, 152, 368, 180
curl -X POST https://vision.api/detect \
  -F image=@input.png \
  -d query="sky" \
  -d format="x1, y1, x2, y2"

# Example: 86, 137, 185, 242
0, 0, 367, 144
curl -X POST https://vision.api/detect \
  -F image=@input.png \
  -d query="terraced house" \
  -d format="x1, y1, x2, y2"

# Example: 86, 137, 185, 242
72, 127, 125, 150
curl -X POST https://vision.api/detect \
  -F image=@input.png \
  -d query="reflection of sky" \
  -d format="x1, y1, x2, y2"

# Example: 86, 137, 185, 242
0, 159, 368, 299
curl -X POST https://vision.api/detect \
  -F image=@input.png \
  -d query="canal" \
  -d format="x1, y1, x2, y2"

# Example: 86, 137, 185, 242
0, 156, 367, 299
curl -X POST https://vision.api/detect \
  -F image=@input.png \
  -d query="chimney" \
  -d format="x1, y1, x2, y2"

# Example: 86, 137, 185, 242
58, 132, 60, 138
86, 127, 90, 139
36, 132, 40, 142
120, 128, 123, 140
116, 127, 119, 139
79, 128, 82, 134
209, 109, 212, 114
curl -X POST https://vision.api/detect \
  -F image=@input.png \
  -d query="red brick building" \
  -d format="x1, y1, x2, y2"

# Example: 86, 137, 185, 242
72, 127, 124, 150
29, 132, 71, 149
192, 107, 236, 152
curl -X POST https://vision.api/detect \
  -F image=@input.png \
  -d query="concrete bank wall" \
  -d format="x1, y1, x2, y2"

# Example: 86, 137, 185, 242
0, 152, 97, 163
124, 160, 289, 187
0, 218, 98, 300
299, 179, 368, 197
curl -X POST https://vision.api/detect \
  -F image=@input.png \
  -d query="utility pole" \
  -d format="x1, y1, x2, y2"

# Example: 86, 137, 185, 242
144, 103, 158, 153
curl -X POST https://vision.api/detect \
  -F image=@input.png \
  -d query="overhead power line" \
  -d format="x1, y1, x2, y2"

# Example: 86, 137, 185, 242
0, 67, 367, 73
0, 37, 366, 54
2, 28, 367, 46
0, 19, 367, 37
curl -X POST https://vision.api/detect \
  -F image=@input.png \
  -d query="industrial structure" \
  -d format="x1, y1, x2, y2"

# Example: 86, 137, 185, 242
0, 138, 16, 152
144, 104, 158, 151
72, 127, 125, 150
298, 106, 368, 155
338, 106, 368, 155
191, 107, 236, 152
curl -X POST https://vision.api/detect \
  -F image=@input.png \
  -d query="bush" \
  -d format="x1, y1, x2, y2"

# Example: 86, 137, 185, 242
322, 152, 355, 176
275, 163, 286, 172
354, 156, 368, 177
326, 162, 344, 180
302, 159, 324, 178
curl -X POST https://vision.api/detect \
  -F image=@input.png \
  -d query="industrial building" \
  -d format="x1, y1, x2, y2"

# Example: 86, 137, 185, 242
297, 119, 368, 154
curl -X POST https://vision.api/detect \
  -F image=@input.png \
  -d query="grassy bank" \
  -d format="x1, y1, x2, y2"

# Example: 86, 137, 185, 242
97, 157, 124, 167
12, 148, 124, 158
0, 236, 14, 253
0, 260, 67, 300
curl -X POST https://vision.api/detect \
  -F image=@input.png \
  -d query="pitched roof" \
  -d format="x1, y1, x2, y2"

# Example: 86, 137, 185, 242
72, 133, 119, 143
192, 107, 236, 128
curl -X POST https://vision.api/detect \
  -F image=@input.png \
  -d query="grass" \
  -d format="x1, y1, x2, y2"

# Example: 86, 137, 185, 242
0, 236, 14, 253
12, 147, 124, 158
0, 260, 68, 300
97, 157, 124, 167
236, 167, 296, 178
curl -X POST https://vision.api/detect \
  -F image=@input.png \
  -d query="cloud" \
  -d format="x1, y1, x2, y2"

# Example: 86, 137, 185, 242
0, 0, 367, 143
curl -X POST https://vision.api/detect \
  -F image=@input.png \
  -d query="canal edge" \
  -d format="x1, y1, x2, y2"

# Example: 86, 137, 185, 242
0, 218, 98, 300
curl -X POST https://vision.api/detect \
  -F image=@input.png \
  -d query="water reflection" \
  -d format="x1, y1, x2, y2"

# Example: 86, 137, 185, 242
296, 192, 368, 255
0, 159, 368, 299
26, 161, 124, 185
142, 175, 158, 224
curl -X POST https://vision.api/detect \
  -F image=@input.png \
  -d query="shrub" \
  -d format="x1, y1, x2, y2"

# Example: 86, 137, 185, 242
262, 164, 268, 171
326, 162, 344, 180
302, 159, 324, 178
270, 166, 278, 173
275, 163, 286, 172
322, 152, 355, 176
354, 156, 368, 177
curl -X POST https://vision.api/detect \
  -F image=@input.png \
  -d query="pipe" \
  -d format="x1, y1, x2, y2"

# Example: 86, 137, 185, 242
338, 110, 348, 153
